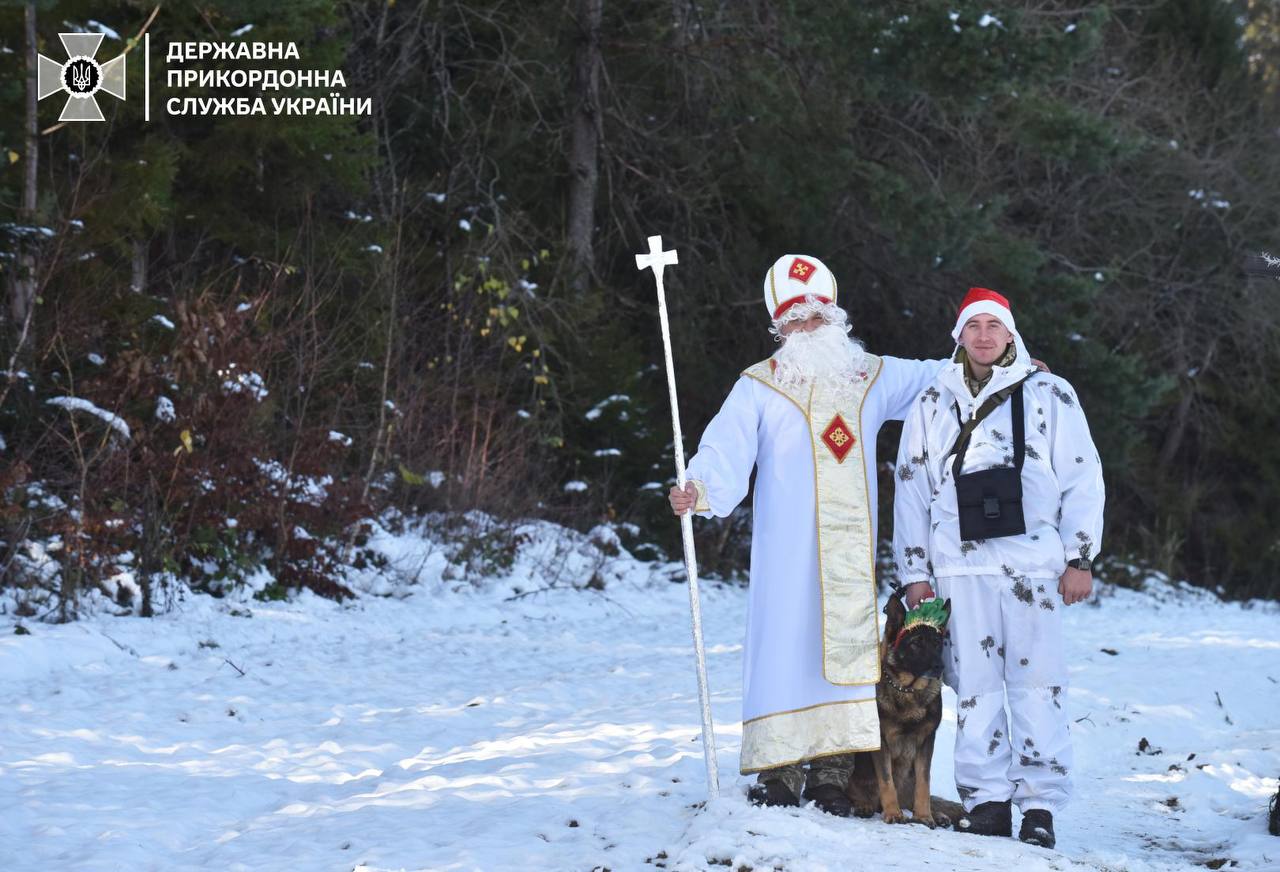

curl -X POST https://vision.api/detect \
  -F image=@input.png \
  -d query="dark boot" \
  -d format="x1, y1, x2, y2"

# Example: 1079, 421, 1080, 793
802, 783, 853, 817
747, 778, 800, 808
955, 799, 1012, 836
802, 752, 855, 817
1018, 808, 1056, 849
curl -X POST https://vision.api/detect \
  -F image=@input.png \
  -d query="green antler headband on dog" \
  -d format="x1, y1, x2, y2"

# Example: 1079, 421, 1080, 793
893, 598, 950, 649
904, 598, 950, 631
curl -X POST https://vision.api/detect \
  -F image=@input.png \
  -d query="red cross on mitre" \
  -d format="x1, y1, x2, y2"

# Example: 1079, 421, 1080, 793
788, 257, 817, 284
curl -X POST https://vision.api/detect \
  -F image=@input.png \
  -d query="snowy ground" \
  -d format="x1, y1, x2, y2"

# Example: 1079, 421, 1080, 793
3, 520, 1279, 871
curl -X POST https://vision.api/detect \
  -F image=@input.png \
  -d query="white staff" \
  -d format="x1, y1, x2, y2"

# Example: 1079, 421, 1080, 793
635, 234, 719, 798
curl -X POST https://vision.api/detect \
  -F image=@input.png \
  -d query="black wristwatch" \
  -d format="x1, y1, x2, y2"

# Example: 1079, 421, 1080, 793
1066, 558, 1092, 571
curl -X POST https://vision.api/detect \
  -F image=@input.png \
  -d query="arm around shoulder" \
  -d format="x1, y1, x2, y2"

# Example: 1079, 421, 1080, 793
879, 355, 951, 422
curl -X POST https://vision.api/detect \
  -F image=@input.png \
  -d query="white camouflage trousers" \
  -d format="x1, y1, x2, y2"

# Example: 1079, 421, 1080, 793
935, 573, 1073, 814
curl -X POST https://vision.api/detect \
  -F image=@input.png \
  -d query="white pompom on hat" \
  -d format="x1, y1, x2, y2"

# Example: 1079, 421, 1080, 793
762, 254, 838, 321
952, 287, 1016, 342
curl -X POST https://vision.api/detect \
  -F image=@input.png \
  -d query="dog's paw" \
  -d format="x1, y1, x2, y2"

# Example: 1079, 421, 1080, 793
881, 808, 907, 825
852, 804, 877, 819
931, 812, 952, 829
908, 814, 937, 829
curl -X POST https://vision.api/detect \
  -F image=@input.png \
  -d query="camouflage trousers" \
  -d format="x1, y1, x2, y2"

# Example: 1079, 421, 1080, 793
755, 752, 857, 799
936, 573, 1073, 814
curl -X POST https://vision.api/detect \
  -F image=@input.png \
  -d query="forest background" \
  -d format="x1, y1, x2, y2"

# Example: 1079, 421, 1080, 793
3, 0, 1280, 620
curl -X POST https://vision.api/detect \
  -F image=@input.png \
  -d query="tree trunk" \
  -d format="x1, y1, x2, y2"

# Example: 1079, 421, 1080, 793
130, 239, 148, 293
1158, 336, 1218, 472
565, 0, 602, 296
9, 1, 39, 342
671, 0, 705, 109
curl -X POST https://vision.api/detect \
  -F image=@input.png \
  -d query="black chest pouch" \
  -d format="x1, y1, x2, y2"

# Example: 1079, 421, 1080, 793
951, 381, 1027, 541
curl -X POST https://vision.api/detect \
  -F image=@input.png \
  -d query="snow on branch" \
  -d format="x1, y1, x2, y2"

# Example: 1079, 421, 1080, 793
46, 397, 131, 441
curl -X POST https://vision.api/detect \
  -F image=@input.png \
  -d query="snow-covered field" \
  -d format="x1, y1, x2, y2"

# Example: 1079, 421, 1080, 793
3, 520, 1278, 871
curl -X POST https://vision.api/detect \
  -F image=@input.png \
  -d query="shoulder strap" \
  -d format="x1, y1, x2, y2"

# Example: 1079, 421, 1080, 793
950, 375, 1033, 478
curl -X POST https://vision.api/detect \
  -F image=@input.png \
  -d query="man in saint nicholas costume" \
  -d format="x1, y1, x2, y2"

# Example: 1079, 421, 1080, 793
667, 254, 960, 816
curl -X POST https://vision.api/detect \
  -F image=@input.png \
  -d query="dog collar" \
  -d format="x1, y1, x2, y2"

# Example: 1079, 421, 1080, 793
884, 671, 940, 696
885, 672, 918, 694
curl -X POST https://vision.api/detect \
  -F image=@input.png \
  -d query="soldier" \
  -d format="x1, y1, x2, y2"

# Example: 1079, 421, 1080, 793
893, 288, 1104, 848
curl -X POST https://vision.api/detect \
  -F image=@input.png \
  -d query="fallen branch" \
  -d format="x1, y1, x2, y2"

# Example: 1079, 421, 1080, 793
96, 629, 139, 657
1214, 690, 1233, 725
503, 585, 559, 602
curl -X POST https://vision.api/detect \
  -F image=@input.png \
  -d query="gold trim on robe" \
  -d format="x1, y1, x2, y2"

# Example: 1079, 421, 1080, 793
740, 698, 880, 773
690, 479, 709, 513
742, 355, 884, 686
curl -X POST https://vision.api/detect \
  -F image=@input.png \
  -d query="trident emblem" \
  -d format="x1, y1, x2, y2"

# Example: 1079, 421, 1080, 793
70, 61, 92, 92
37, 33, 126, 122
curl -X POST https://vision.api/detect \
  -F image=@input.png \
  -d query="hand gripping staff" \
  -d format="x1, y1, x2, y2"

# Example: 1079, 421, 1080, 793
635, 235, 719, 798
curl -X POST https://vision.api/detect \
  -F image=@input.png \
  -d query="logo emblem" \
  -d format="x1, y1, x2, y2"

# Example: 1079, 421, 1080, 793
821, 414, 856, 463
38, 33, 126, 122
788, 257, 817, 284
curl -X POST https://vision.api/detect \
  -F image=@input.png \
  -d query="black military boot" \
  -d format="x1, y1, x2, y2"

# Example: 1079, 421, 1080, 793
954, 799, 1012, 836
802, 783, 853, 817
1018, 808, 1056, 848
747, 778, 800, 808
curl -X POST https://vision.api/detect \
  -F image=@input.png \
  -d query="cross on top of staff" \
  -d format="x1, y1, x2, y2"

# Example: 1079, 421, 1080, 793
635, 235, 678, 281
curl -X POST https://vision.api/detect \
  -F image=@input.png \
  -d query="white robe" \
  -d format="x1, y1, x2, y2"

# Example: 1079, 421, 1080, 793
687, 355, 944, 773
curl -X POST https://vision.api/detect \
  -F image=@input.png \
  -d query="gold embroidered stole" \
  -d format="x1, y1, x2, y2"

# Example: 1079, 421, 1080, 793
742, 355, 884, 686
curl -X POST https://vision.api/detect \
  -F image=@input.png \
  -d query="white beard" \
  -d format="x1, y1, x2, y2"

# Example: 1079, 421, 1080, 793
772, 322, 867, 394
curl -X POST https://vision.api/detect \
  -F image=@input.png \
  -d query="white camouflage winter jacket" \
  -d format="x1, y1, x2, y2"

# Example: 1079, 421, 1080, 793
893, 330, 1105, 585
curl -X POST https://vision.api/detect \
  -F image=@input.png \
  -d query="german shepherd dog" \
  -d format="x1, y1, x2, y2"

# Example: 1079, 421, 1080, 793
847, 593, 963, 827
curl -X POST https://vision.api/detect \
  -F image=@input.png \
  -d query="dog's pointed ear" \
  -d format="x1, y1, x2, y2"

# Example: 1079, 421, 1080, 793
942, 597, 952, 626
884, 591, 907, 641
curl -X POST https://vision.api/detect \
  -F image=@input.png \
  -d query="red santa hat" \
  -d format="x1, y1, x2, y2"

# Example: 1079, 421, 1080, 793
762, 254, 838, 321
952, 287, 1016, 342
